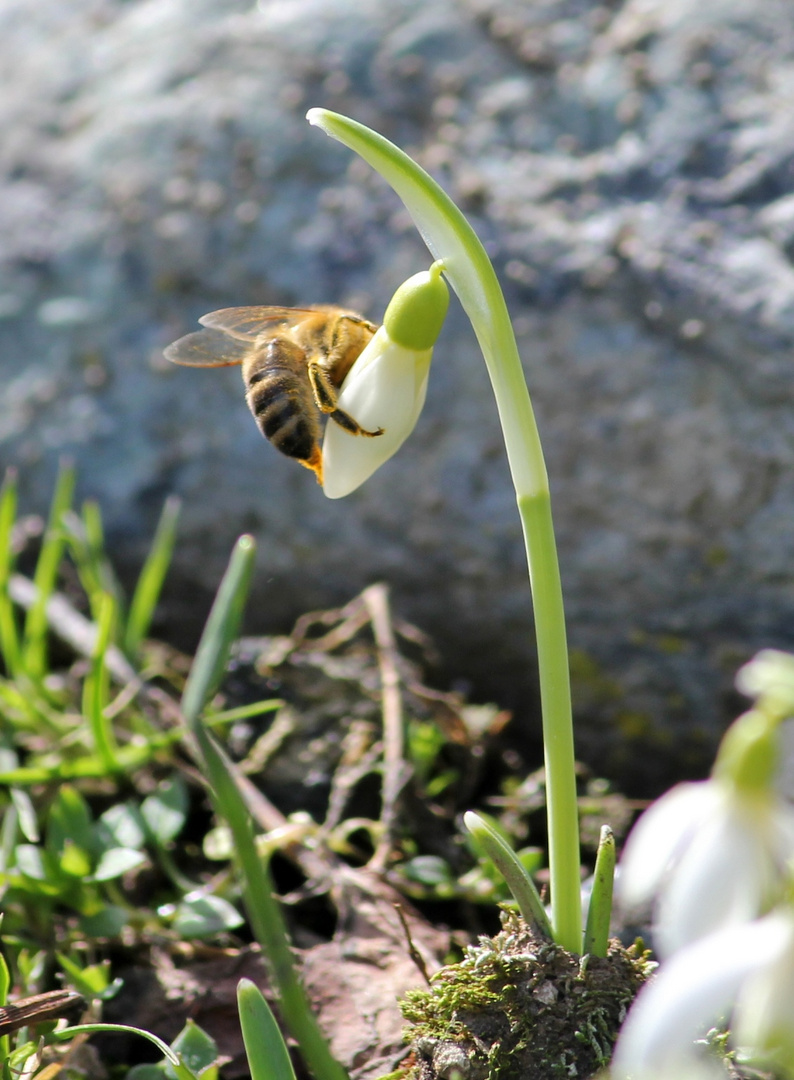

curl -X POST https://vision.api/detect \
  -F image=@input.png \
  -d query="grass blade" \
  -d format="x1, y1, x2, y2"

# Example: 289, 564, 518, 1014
51, 1023, 183, 1068
82, 591, 120, 771
0, 469, 21, 677
238, 978, 297, 1080
76, 500, 125, 623
124, 496, 181, 660
22, 462, 75, 681
181, 536, 254, 728
182, 537, 348, 1080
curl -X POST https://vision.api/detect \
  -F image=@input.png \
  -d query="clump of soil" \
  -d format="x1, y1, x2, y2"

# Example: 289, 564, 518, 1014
401, 912, 654, 1080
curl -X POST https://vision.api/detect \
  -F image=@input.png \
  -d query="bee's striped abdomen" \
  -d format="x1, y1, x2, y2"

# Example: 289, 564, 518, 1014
243, 339, 321, 466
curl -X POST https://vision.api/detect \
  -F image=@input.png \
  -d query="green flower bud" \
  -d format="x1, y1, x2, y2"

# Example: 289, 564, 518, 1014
714, 708, 779, 795
383, 260, 449, 350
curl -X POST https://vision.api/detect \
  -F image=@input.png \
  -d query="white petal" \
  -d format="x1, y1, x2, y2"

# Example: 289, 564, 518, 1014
618, 783, 716, 912
322, 329, 431, 499
655, 801, 766, 956
770, 797, 794, 862
734, 915, 794, 1066
612, 916, 788, 1078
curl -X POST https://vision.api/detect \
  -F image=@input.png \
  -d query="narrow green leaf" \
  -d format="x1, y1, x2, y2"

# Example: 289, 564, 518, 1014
0, 468, 21, 677
125, 496, 181, 660
50, 1023, 181, 1066
204, 699, 282, 727
180, 536, 255, 728
82, 590, 120, 771
238, 978, 297, 1080
582, 825, 615, 958
62, 503, 123, 626
22, 461, 75, 679
0, 740, 164, 784
0, 945, 9, 1063
182, 537, 347, 1080
464, 811, 553, 939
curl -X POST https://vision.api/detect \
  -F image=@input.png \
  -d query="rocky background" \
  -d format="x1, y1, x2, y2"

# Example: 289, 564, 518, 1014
2, 0, 793, 792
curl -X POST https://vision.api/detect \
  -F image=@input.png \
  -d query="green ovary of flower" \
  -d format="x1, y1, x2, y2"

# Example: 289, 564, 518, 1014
321, 263, 449, 499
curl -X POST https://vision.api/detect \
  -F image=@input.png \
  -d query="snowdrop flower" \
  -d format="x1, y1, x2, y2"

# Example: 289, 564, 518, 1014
612, 911, 794, 1079
322, 261, 448, 498
734, 908, 794, 1072
619, 706, 794, 957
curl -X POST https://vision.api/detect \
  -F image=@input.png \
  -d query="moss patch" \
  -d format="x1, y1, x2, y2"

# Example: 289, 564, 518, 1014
400, 912, 654, 1080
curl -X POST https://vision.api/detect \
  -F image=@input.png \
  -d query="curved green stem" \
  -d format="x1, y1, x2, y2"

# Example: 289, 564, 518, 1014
308, 109, 581, 952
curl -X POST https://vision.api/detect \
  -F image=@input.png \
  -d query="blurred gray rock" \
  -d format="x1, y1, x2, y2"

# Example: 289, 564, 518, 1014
2, 0, 794, 791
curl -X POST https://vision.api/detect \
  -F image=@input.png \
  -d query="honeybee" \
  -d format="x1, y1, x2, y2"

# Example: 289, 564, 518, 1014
164, 305, 384, 485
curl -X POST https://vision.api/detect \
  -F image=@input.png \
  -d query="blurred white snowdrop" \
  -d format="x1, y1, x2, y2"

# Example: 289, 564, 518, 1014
322, 261, 448, 498
612, 910, 794, 1079
619, 651, 794, 958
618, 773, 794, 957
734, 908, 794, 1071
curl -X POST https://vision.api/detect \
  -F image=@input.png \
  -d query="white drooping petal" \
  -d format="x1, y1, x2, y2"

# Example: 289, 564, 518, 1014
620, 774, 794, 958
654, 796, 769, 957
618, 782, 716, 912
322, 327, 432, 499
734, 913, 794, 1069
612, 915, 789, 1079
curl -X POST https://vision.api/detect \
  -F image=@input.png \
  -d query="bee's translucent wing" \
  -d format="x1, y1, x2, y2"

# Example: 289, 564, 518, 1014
199, 306, 318, 341
164, 328, 252, 367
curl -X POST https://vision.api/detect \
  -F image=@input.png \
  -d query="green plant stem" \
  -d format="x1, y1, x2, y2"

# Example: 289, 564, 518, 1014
307, 109, 582, 952
519, 493, 579, 952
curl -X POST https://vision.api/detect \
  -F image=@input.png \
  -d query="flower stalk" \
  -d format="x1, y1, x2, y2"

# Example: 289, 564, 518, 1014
308, 108, 581, 952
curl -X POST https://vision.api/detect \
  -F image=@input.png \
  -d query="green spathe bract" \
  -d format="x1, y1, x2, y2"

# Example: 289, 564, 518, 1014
383, 261, 449, 350
308, 108, 582, 953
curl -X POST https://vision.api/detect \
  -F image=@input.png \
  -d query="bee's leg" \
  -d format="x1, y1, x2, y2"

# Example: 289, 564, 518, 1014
308, 362, 383, 438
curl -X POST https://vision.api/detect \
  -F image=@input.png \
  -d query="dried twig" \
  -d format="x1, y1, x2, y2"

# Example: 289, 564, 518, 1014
362, 584, 412, 872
